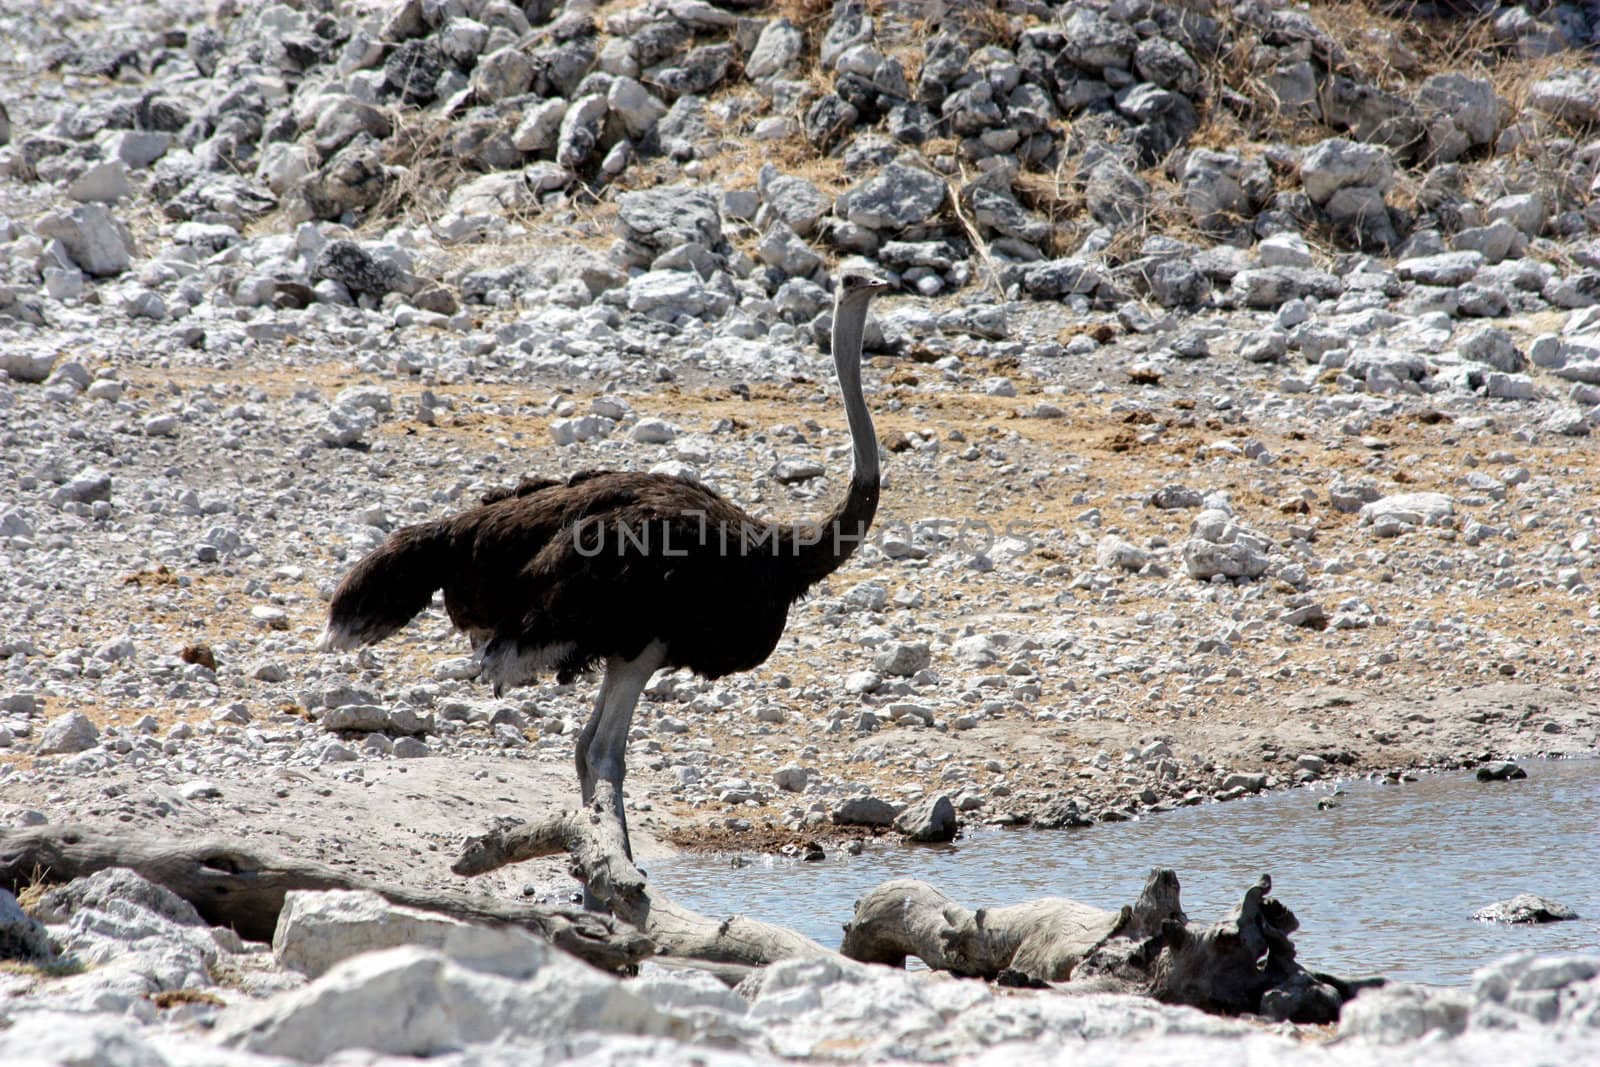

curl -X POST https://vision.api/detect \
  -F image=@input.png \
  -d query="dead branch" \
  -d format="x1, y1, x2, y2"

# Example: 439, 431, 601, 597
0, 825, 651, 973
453, 808, 834, 968
841, 868, 1349, 1022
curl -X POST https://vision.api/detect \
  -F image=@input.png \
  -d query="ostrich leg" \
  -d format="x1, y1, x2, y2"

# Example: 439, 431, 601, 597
576, 642, 666, 876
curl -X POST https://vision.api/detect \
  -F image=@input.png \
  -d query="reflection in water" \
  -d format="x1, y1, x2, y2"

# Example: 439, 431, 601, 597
649, 759, 1600, 985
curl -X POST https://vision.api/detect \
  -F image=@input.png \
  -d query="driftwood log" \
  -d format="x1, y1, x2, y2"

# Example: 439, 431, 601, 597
453, 809, 834, 969
0, 825, 652, 973
839, 867, 1185, 982
841, 868, 1357, 1023
452, 811, 1356, 1023
6, 818, 1364, 1023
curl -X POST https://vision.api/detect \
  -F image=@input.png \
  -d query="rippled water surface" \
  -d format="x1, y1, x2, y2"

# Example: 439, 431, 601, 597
649, 759, 1600, 985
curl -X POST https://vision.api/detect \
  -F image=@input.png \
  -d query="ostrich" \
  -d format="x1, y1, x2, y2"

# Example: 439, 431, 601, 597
318, 271, 890, 861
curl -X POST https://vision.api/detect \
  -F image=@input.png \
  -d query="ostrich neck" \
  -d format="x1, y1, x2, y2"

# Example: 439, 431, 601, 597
786, 296, 880, 589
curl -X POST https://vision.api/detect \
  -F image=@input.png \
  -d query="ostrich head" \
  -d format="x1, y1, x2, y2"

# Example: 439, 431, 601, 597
836, 270, 889, 309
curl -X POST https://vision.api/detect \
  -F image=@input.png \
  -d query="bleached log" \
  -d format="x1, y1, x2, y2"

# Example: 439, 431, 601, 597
841, 868, 1348, 1022
0, 824, 651, 973
453, 809, 834, 968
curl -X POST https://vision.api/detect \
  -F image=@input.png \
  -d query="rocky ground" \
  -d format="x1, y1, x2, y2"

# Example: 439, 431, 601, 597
2, 0, 1600, 1061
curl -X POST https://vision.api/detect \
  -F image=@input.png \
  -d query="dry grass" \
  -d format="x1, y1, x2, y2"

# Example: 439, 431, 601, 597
151, 989, 227, 1009
0, 958, 87, 980
15, 866, 56, 912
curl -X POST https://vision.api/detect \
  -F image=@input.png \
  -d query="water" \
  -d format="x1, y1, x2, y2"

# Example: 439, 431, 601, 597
648, 759, 1600, 985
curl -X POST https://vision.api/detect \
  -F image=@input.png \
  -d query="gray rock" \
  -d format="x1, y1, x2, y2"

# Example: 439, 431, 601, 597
1458, 327, 1526, 373
1034, 795, 1092, 829
0, 349, 57, 383
606, 77, 665, 141
770, 457, 825, 484
1182, 539, 1268, 580
803, 92, 858, 150
894, 794, 957, 843
36, 711, 99, 755
320, 704, 428, 735
1528, 68, 1600, 124
33, 866, 209, 931
1240, 329, 1288, 363
1096, 535, 1148, 571
624, 270, 719, 321
34, 203, 131, 276
311, 96, 392, 155
832, 795, 903, 827
512, 98, 568, 152
1149, 485, 1204, 510
474, 47, 534, 100
1300, 138, 1394, 204
821, 0, 874, 68
315, 239, 408, 297
873, 641, 930, 677
1116, 83, 1199, 166
384, 39, 445, 103
103, 130, 171, 169
845, 163, 946, 231
1230, 267, 1342, 308
1134, 37, 1203, 96
1085, 159, 1149, 229
747, 18, 805, 79
1452, 220, 1521, 265
221, 943, 670, 1060
549, 415, 615, 446
1259, 233, 1315, 269
760, 168, 830, 237
1397, 252, 1484, 287
649, 43, 733, 99
1059, 7, 1137, 70
556, 92, 608, 169
1475, 760, 1528, 782
1024, 258, 1105, 299
1488, 193, 1547, 238
0, 889, 52, 962
1418, 74, 1502, 162
1331, 483, 1382, 515
617, 185, 721, 256
1336, 981, 1470, 1044
1472, 894, 1578, 924
274, 890, 536, 978
773, 765, 810, 792
53, 468, 112, 505
1182, 149, 1269, 232
1359, 492, 1453, 535
756, 221, 822, 278
67, 159, 132, 204
1324, 185, 1397, 250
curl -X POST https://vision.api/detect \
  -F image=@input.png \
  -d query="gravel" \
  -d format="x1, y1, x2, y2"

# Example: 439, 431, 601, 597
3, 0, 1600, 1058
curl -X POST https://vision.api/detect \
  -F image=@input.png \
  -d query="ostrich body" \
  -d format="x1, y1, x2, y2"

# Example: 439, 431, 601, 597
319, 272, 889, 860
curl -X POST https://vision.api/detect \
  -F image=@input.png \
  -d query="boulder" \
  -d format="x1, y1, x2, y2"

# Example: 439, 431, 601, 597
894, 794, 958, 843
34, 203, 132, 276
1475, 760, 1527, 782
1299, 139, 1394, 205
274, 890, 534, 978
36, 711, 98, 754
832, 795, 903, 827
0, 889, 52, 962
1359, 492, 1454, 535
872, 641, 930, 677
1472, 895, 1578, 924
1182, 539, 1268, 580
220, 944, 670, 1060
1528, 68, 1600, 125
845, 163, 946, 231
617, 185, 721, 256
746, 18, 804, 79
